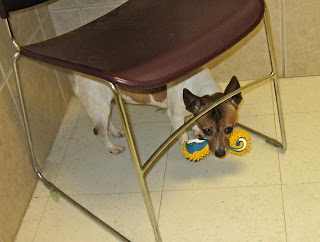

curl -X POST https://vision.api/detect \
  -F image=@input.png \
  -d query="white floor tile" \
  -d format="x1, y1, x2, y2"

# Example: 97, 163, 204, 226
16, 76, 320, 242
15, 197, 49, 242
53, 121, 170, 195
159, 186, 285, 241
33, 197, 119, 242
31, 192, 161, 242
279, 76, 320, 113
279, 112, 320, 184
283, 183, 320, 242
164, 115, 280, 190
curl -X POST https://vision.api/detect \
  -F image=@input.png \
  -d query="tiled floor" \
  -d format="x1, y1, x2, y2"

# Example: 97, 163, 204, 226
15, 76, 320, 241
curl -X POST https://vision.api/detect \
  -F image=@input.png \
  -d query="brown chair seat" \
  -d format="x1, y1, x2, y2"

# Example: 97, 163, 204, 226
21, 0, 264, 88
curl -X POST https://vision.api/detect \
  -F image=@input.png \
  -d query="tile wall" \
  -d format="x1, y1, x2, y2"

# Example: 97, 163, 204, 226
49, 0, 320, 80
0, 3, 73, 241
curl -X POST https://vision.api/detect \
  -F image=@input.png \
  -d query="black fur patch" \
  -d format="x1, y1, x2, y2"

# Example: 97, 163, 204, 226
210, 106, 224, 124
93, 127, 99, 135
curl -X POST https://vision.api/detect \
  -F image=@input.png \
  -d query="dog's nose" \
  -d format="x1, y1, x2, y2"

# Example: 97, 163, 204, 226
215, 150, 226, 158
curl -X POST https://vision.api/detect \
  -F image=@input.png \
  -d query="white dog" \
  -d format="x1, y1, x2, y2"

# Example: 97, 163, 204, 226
72, 68, 226, 154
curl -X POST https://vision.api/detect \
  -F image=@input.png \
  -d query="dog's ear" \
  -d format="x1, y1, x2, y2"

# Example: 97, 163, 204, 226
183, 88, 204, 114
224, 76, 242, 107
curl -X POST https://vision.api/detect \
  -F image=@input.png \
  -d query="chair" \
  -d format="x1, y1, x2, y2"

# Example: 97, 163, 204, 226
0, 0, 286, 241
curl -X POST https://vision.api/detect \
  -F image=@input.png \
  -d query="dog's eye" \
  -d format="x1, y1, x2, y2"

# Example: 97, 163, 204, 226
203, 128, 212, 136
224, 127, 233, 134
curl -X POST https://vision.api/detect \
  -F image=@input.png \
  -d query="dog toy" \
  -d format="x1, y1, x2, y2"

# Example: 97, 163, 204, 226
229, 129, 251, 156
182, 129, 251, 161
182, 138, 210, 162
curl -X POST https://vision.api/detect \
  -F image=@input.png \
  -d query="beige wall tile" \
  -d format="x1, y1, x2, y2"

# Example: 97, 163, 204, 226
208, 0, 282, 81
56, 69, 75, 105
208, 23, 271, 82
16, 58, 67, 121
9, 62, 66, 163
6, 28, 46, 102
41, 15, 57, 39
36, 4, 50, 22
7, 68, 67, 164
49, 0, 78, 9
284, 0, 320, 76
0, 20, 17, 77
0, 3, 72, 241
8, 57, 67, 164
9, 9, 40, 45
50, 9, 83, 35
29, 112, 64, 164
0, 63, 5, 84
31, 25, 46, 44
0, 85, 37, 242
82, 6, 119, 23
81, 0, 125, 5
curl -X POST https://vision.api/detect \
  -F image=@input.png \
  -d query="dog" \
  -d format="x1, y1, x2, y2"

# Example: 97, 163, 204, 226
72, 68, 241, 157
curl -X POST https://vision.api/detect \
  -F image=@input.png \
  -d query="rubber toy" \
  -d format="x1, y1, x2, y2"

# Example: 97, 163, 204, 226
182, 138, 210, 162
229, 129, 251, 156
182, 129, 251, 161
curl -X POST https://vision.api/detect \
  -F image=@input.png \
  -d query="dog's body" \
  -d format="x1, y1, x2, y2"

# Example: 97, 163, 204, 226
72, 68, 241, 157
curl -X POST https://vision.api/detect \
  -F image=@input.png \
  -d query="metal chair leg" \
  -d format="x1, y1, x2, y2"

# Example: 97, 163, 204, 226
12, 51, 131, 242
142, 8, 287, 178
108, 83, 163, 242
8, 5, 286, 242
263, 9, 287, 151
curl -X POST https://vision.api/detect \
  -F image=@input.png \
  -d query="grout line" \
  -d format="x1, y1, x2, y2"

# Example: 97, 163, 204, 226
278, 150, 289, 242
0, 63, 6, 92
49, 1, 126, 12
54, 70, 68, 107
280, 186, 289, 242
36, 181, 320, 197
282, 110, 320, 115
272, 75, 288, 241
156, 126, 172, 224
37, 11, 69, 109
4, 71, 24, 123
281, 0, 286, 77
159, 183, 283, 192
59, 183, 284, 197
265, 81, 286, 241
1, 12, 50, 120
76, 0, 86, 25
31, 196, 51, 242
26, 11, 50, 45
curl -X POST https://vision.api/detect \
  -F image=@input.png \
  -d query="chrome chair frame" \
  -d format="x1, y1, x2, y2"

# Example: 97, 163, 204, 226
6, 5, 286, 242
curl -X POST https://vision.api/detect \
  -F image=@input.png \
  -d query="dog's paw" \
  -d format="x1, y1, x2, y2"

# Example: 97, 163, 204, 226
109, 126, 125, 138
112, 129, 125, 138
108, 144, 125, 154
191, 125, 203, 137
178, 133, 189, 145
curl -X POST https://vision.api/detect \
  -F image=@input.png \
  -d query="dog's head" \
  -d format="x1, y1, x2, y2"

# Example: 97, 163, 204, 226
183, 76, 242, 158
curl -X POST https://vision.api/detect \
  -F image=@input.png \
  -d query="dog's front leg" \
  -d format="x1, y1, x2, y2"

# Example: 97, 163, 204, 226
167, 109, 189, 144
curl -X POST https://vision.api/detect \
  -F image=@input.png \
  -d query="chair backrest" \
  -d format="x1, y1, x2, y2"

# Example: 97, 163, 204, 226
0, 0, 50, 19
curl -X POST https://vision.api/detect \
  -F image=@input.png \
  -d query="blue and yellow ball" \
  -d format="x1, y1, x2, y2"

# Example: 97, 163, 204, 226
182, 129, 251, 161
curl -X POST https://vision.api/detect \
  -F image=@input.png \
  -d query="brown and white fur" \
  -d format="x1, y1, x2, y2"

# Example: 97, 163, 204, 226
72, 68, 241, 157
183, 75, 242, 157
